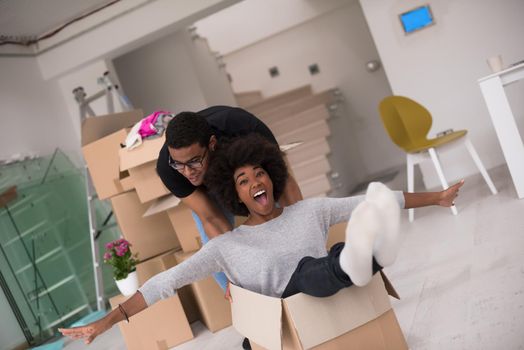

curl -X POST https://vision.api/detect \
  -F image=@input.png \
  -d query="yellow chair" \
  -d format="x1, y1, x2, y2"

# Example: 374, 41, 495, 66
379, 96, 497, 222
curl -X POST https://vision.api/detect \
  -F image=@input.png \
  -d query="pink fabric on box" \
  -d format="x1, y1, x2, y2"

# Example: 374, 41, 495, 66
139, 111, 165, 138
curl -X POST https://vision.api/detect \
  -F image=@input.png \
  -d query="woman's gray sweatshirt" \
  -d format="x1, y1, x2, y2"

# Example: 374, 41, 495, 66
139, 193, 404, 305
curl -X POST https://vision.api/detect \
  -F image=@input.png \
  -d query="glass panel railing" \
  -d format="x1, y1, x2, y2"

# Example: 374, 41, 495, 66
0, 149, 120, 346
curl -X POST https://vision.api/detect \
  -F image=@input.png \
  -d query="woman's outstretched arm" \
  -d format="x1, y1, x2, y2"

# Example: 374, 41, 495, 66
59, 291, 147, 345
60, 241, 222, 344
403, 180, 464, 209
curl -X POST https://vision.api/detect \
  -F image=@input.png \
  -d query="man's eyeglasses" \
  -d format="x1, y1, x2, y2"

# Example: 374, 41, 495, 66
169, 149, 208, 171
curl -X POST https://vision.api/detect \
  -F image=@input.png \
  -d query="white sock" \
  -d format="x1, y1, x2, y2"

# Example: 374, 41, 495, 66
365, 182, 401, 267
339, 201, 381, 287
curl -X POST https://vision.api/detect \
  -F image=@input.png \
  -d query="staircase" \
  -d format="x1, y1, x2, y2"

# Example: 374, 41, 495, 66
236, 86, 365, 198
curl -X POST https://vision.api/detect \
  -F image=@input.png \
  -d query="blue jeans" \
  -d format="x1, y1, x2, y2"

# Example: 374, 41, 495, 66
191, 209, 234, 291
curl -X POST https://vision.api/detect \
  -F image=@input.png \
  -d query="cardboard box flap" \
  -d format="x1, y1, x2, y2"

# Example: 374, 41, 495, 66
230, 284, 283, 350
119, 135, 165, 171
114, 170, 134, 192
81, 109, 143, 146
282, 273, 391, 349
380, 270, 400, 300
144, 194, 181, 217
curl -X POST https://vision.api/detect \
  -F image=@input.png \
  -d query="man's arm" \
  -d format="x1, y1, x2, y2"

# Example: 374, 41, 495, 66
279, 174, 303, 207
182, 188, 233, 238
403, 180, 464, 209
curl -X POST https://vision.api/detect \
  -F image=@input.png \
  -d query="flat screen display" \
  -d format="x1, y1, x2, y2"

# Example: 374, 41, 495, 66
400, 5, 434, 34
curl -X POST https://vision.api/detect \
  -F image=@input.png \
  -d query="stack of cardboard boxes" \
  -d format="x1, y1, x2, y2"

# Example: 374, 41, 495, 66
81, 110, 231, 349
82, 110, 407, 349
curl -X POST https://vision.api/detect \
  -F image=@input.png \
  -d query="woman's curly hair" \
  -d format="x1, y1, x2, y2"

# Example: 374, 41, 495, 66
205, 134, 288, 216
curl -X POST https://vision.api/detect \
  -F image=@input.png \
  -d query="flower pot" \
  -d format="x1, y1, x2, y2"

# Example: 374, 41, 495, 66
115, 271, 139, 296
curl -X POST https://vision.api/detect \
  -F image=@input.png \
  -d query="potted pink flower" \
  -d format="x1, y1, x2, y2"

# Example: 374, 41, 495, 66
104, 238, 140, 296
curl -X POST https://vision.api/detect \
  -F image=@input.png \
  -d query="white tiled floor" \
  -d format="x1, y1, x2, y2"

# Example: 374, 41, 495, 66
63, 165, 524, 350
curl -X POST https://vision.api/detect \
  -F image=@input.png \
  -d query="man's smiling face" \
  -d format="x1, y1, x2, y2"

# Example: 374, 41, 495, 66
168, 143, 210, 186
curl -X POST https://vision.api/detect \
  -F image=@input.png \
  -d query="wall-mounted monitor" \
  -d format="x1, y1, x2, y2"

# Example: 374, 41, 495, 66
399, 5, 434, 34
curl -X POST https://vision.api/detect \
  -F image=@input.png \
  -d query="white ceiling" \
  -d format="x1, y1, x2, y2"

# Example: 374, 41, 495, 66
0, 0, 117, 38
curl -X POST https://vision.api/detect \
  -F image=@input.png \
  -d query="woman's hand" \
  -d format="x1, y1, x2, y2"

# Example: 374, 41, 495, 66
59, 318, 111, 345
437, 180, 465, 207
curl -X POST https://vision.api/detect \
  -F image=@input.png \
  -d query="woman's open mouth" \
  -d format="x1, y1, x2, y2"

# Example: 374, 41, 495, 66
253, 189, 268, 206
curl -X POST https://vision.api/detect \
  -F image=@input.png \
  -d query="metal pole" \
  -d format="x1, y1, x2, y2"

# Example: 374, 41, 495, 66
84, 166, 105, 311
4, 206, 64, 328
40, 148, 58, 185
32, 240, 42, 339
0, 268, 34, 345
0, 225, 38, 324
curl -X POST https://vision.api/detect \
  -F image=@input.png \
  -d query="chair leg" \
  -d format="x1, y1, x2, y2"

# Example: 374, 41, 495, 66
428, 148, 458, 216
464, 137, 498, 195
407, 154, 415, 222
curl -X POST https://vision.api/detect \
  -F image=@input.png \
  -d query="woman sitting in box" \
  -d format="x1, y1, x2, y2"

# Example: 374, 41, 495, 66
60, 134, 462, 344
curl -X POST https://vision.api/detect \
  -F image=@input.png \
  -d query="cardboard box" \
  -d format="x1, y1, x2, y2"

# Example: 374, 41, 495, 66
110, 191, 180, 260
144, 195, 202, 253
174, 250, 232, 332
81, 110, 143, 146
119, 135, 170, 203
136, 250, 178, 285
109, 293, 193, 350
81, 110, 143, 200
82, 129, 131, 200
167, 203, 202, 252
136, 250, 201, 323
231, 273, 407, 350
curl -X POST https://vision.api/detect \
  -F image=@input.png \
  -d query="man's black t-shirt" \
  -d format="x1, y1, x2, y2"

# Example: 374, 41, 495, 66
156, 106, 278, 198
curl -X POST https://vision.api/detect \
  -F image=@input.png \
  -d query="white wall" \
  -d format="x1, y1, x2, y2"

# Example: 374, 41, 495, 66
34, 0, 242, 80
360, 0, 524, 189
214, 1, 402, 177
195, 0, 350, 55
112, 31, 206, 115
181, 32, 237, 107
112, 29, 235, 115
0, 57, 79, 163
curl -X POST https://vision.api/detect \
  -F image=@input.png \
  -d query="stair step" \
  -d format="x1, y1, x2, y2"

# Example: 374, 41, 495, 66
285, 138, 331, 165
299, 174, 331, 198
290, 156, 331, 183
258, 89, 339, 126
245, 85, 313, 114
235, 90, 264, 108
268, 105, 330, 136
276, 120, 330, 145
